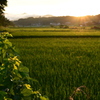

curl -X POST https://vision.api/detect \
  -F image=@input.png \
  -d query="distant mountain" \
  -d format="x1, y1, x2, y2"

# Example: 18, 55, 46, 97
4, 13, 40, 21
42, 14, 54, 17
4, 13, 54, 21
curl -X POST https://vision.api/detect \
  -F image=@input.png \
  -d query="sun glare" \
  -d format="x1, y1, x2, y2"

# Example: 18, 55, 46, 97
5, 0, 100, 20
62, 0, 100, 17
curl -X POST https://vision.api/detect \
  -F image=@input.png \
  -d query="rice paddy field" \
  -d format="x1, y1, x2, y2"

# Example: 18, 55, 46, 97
6, 27, 100, 99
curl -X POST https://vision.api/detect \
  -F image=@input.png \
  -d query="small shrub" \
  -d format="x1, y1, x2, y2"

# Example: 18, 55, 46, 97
64, 25, 69, 29
59, 25, 69, 28
91, 26, 100, 29
50, 25, 54, 28
59, 25, 64, 28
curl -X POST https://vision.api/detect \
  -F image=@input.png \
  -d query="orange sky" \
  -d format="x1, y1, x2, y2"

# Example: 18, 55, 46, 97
4, 0, 100, 20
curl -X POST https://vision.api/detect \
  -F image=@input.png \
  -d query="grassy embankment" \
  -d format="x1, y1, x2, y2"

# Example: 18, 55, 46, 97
6, 27, 100, 100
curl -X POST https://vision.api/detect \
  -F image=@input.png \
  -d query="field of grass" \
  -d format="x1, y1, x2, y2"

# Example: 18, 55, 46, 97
8, 27, 100, 100
4, 27, 100, 37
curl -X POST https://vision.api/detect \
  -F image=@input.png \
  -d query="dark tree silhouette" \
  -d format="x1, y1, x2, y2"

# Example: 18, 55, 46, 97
0, 0, 7, 14
0, 0, 7, 26
0, 0, 14, 27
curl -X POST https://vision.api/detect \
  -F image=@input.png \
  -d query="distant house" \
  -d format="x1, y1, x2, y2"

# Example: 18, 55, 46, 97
80, 25, 83, 27
50, 23, 60, 26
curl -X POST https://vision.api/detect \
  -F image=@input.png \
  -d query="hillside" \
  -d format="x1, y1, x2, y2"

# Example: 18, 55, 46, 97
13, 14, 100, 27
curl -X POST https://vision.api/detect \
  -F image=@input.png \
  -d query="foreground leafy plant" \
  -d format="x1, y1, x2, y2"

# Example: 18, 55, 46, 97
0, 32, 49, 100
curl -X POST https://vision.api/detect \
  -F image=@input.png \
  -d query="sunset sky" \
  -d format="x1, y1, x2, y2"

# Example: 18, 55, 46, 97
4, 0, 100, 20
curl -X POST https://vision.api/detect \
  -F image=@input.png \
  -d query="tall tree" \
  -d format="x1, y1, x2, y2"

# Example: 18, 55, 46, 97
0, 0, 14, 27
0, 0, 7, 15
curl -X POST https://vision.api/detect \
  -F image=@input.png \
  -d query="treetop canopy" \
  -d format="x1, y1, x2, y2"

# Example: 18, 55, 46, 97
0, 0, 7, 14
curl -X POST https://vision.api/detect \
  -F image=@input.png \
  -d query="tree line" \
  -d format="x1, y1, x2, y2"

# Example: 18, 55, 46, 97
13, 14, 100, 27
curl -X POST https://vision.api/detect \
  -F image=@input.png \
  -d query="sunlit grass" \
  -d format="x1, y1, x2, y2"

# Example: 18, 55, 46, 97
4, 27, 99, 38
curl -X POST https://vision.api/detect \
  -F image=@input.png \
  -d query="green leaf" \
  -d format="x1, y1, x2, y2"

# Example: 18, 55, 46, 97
4, 39, 12, 47
13, 64, 18, 70
0, 81, 3, 85
0, 91, 6, 96
4, 97, 12, 100
2, 49, 6, 58
40, 96, 49, 100
21, 88, 32, 96
7, 34, 13, 37
19, 66, 29, 73
0, 91, 7, 100
13, 77, 20, 82
0, 47, 2, 50
21, 84, 33, 96
3, 58, 9, 62
17, 73, 22, 78
10, 85, 14, 96
13, 64, 18, 75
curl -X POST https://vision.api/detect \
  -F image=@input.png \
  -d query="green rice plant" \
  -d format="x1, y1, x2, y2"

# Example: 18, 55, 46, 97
5, 27, 100, 38
10, 37, 100, 100
5, 27, 100, 99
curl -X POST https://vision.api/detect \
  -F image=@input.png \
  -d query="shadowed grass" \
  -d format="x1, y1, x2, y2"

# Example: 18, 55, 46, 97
10, 38, 100, 100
